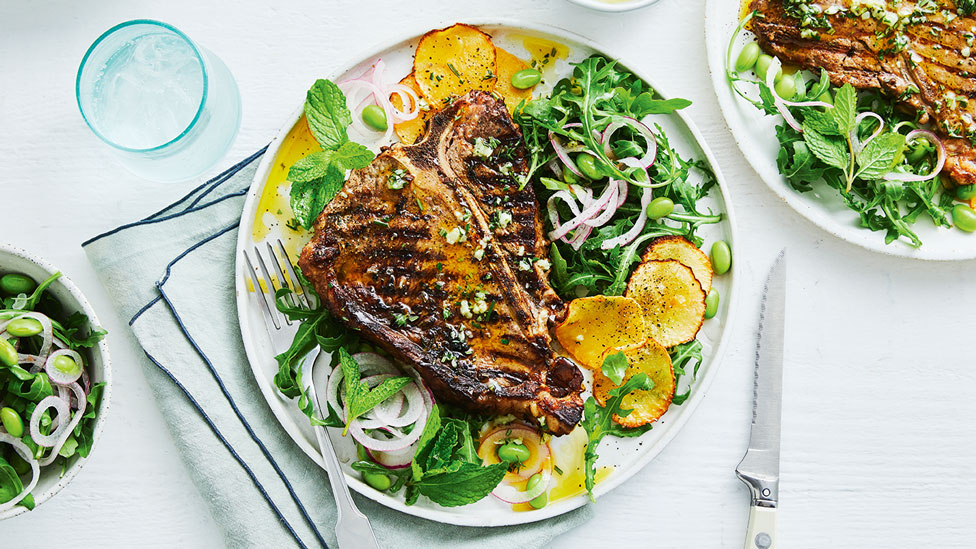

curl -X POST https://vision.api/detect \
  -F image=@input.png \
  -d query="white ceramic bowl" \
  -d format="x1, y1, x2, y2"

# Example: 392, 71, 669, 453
566, 0, 662, 12
0, 243, 112, 520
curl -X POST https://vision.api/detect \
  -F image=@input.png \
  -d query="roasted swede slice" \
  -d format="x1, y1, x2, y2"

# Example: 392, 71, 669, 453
642, 235, 712, 293
625, 259, 705, 348
492, 47, 533, 114
554, 296, 646, 369
391, 74, 432, 145
593, 340, 675, 427
414, 23, 497, 106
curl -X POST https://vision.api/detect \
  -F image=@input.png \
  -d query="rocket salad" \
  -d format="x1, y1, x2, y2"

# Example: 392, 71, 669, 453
0, 271, 106, 513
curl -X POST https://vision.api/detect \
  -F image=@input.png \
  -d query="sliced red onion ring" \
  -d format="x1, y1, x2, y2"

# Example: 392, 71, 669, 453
30, 395, 70, 447
45, 349, 84, 385
388, 84, 420, 122
372, 381, 424, 427
765, 58, 803, 133
39, 383, 86, 466
884, 129, 946, 182
365, 444, 415, 469
549, 180, 619, 241
549, 131, 583, 177
478, 423, 552, 481
851, 112, 884, 153
583, 182, 622, 227
347, 417, 425, 452
602, 117, 657, 168
601, 187, 654, 250
340, 79, 394, 143
351, 352, 399, 376
19, 353, 44, 372
0, 433, 39, 513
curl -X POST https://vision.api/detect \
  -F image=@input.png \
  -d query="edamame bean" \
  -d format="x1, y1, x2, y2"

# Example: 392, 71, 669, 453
53, 354, 78, 375
735, 42, 761, 72
526, 473, 544, 491
955, 184, 976, 201
754, 54, 781, 82
704, 288, 720, 319
0, 337, 16, 367
952, 204, 976, 233
906, 142, 929, 164
529, 492, 548, 509
362, 105, 388, 131
363, 471, 391, 491
1, 407, 24, 438
6, 318, 42, 337
646, 197, 675, 219
710, 240, 732, 275
511, 68, 542, 89
0, 273, 35, 295
775, 75, 796, 100
817, 90, 833, 105
497, 441, 531, 464
575, 154, 604, 180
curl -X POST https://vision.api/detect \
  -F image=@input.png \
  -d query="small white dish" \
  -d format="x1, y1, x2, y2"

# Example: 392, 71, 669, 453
566, 0, 662, 12
0, 243, 112, 520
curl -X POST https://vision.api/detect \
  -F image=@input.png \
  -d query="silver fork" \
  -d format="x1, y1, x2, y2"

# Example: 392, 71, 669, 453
243, 240, 378, 549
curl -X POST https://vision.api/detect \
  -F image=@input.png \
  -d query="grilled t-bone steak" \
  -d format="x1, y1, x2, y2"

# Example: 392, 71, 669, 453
299, 90, 584, 435
748, 0, 976, 185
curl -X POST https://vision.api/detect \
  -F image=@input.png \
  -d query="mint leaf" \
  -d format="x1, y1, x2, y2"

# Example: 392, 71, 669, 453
338, 349, 411, 434
288, 151, 333, 184
601, 350, 628, 386
802, 109, 841, 136
414, 462, 508, 507
290, 163, 345, 229
802, 124, 850, 171
305, 79, 351, 150
832, 84, 857, 135
411, 404, 442, 481
332, 141, 374, 171
855, 132, 906, 180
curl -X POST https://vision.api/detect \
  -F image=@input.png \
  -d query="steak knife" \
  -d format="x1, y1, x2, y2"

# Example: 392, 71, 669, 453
736, 250, 786, 549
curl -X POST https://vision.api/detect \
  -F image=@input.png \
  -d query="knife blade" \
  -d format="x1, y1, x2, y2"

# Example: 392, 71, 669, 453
736, 249, 786, 549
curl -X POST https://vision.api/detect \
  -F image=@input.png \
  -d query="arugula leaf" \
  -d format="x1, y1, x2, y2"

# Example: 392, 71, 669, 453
338, 349, 412, 435
304, 79, 352, 150
73, 382, 106, 458
802, 124, 849, 171
331, 141, 375, 171
51, 312, 106, 349
581, 373, 655, 500
600, 350, 628, 386
414, 462, 508, 507
630, 94, 692, 116
855, 133, 906, 180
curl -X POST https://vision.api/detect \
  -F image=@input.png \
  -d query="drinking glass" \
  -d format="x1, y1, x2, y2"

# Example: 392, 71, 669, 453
76, 20, 241, 182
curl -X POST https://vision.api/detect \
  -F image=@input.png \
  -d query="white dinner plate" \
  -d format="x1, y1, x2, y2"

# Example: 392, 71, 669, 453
236, 20, 740, 526
705, 0, 976, 260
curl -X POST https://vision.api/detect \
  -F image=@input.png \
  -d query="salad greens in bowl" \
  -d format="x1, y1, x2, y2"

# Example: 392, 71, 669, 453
0, 244, 110, 520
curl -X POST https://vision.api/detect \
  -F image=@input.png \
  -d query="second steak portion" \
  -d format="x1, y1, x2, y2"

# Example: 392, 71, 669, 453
299, 91, 583, 435
749, 0, 976, 185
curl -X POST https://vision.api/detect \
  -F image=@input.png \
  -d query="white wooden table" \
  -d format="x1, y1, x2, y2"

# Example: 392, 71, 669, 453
3, 0, 975, 546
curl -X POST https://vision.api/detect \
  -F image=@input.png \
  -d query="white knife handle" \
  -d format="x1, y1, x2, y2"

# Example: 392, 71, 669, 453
744, 505, 777, 549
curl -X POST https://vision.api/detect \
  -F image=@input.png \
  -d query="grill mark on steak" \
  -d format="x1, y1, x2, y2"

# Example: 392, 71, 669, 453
299, 90, 583, 434
748, 0, 976, 185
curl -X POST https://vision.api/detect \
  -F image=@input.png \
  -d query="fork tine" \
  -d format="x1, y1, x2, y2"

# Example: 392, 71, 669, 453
243, 250, 281, 331
275, 239, 313, 311
252, 245, 291, 327
265, 241, 298, 312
